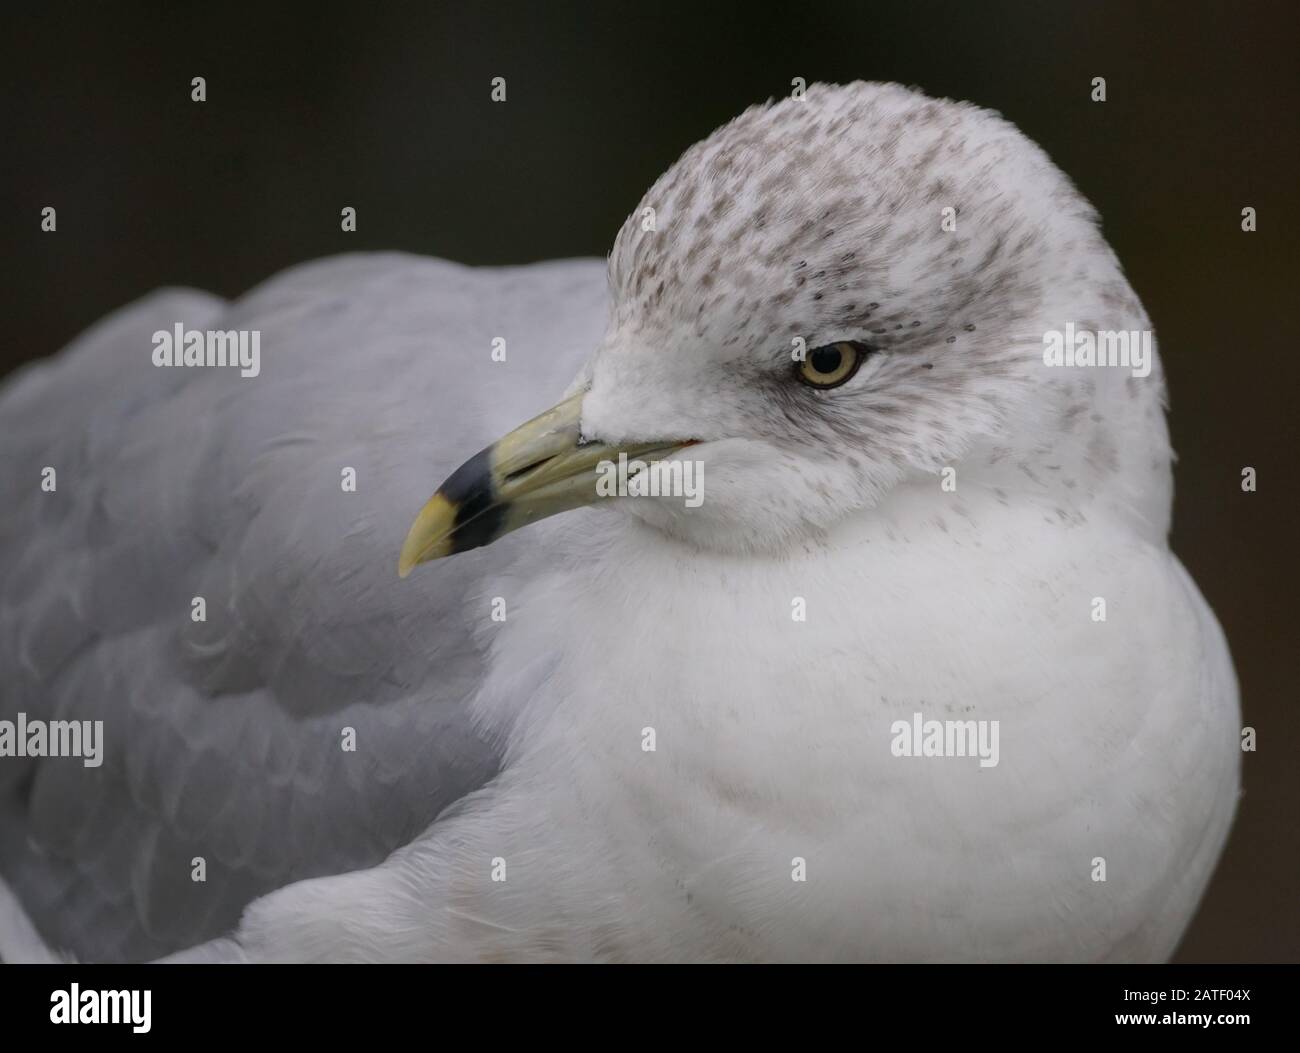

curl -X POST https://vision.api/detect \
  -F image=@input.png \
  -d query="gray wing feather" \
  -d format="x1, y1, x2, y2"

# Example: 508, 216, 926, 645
0, 252, 608, 960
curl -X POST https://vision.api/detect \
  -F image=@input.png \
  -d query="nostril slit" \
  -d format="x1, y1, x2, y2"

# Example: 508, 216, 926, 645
504, 459, 547, 484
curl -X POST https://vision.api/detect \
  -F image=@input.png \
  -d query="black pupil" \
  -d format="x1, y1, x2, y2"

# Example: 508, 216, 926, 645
810, 346, 843, 374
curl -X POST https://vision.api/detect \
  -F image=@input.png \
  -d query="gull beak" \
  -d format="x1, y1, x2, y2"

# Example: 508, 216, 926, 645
398, 392, 693, 577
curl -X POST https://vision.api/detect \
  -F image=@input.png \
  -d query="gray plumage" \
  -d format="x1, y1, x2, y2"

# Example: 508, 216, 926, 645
0, 254, 604, 960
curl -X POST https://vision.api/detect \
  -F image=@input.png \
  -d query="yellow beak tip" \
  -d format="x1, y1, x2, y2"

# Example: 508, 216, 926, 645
397, 493, 458, 578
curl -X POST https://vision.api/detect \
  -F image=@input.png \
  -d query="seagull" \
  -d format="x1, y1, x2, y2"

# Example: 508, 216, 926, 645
0, 82, 1239, 963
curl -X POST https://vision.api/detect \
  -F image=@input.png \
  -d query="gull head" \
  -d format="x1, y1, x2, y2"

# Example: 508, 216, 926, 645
401, 81, 1162, 575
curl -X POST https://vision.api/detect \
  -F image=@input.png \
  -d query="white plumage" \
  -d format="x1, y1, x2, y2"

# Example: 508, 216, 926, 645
0, 83, 1238, 962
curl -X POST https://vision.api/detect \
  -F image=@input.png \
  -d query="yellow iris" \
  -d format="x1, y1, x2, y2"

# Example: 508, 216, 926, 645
798, 341, 863, 388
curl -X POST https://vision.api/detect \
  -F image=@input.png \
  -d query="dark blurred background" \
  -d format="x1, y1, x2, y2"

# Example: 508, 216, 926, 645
2, 1, 1295, 961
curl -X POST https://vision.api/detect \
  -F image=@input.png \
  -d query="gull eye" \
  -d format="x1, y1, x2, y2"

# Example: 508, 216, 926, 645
796, 341, 866, 389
